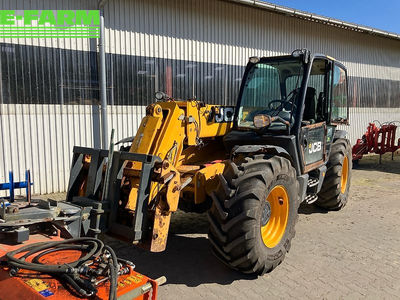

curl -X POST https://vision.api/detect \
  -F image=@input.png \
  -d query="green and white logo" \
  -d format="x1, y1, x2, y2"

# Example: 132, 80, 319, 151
0, 10, 100, 38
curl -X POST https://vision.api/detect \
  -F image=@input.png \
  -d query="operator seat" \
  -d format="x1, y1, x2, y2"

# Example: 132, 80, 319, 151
303, 87, 316, 123
316, 92, 325, 122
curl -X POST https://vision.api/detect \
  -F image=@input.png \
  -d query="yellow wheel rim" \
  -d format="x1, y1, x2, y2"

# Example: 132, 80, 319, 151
261, 185, 289, 248
341, 156, 349, 194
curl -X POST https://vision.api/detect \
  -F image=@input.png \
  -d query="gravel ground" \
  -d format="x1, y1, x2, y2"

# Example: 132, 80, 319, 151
41, 153, 400, 299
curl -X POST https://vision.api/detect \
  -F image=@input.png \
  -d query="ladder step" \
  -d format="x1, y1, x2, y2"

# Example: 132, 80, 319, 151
305, 194, 318, 204
307, 178, 319, 188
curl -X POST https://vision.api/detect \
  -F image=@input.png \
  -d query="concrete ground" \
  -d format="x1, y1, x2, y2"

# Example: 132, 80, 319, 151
43, 153, 400, 299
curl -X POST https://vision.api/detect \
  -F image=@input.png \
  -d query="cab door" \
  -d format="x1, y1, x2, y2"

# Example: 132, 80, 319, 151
298, 58, 350, 173
299, 58, 329, 172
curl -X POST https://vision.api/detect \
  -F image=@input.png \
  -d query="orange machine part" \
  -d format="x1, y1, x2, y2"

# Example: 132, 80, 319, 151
0, 234, 158, 300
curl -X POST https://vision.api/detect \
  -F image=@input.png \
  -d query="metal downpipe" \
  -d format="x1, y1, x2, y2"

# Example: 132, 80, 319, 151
99, 0, 109, 149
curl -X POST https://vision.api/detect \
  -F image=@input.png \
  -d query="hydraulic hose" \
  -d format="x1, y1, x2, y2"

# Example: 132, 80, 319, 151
104, 244, 119, 300
7, 238, 103, 272
6, 237, 117, 299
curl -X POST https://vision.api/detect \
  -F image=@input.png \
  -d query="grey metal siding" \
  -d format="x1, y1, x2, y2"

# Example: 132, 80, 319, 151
0, 0, 399, 195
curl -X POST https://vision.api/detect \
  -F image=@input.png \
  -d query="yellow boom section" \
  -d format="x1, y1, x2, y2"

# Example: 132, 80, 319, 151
122, 100, 232, 251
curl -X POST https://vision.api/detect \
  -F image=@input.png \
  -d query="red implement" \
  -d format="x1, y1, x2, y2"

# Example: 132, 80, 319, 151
352, 122, 400, 162
0, 234, 162, 300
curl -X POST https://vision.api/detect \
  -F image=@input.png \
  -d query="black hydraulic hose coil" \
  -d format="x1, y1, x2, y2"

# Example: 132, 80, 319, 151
6, 237, 118, 299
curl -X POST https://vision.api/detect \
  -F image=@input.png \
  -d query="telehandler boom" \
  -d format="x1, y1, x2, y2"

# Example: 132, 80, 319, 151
67, 49, 352, 275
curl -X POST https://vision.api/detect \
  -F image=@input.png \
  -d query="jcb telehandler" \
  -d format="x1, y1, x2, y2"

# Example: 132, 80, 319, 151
66, 49, 352, 275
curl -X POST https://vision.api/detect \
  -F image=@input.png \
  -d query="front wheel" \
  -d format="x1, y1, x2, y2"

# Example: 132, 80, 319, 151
207, 155, 300, 275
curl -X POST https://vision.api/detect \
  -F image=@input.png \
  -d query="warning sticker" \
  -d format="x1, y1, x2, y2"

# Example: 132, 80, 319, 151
25, 279, 50, 292
118, 274, 145, 288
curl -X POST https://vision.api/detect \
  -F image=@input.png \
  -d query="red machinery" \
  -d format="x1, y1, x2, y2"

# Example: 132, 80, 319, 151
0, 232, 164, 300
352, 122, 400, 163
0, 197, 165, 300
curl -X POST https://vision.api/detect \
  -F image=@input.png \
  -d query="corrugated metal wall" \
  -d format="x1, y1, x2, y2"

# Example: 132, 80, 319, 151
0, 0, 399, 195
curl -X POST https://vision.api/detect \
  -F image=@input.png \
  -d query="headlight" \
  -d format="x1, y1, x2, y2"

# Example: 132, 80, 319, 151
155, 91, 167, 100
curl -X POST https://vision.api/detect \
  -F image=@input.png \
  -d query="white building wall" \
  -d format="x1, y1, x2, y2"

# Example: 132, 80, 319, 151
0, 104, 145, 195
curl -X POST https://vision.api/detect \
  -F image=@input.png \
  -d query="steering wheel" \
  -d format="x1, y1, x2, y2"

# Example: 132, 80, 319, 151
268, 99, 297, 111
268, 99, 285, 110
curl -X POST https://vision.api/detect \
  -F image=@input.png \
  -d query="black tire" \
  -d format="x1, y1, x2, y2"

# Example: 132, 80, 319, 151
316, 138, 352, 210
207, 155, 299, 275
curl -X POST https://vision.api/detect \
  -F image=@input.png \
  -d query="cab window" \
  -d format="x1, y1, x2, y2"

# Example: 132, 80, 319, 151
331, 65, 348, 123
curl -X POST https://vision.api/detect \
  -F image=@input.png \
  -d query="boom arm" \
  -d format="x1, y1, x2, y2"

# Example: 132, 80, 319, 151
122, 100, 233, 251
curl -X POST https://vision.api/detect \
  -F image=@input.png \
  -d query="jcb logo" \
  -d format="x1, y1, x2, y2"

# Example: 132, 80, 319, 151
308, 142, 322, 154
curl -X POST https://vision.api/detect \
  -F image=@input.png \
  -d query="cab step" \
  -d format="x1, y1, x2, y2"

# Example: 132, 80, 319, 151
307, 178, 319, 188
307, 178, 320, 195
305, 194, 318, 204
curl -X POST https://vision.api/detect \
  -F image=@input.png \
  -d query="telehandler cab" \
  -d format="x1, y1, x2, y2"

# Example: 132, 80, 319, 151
67, 49, 352, 275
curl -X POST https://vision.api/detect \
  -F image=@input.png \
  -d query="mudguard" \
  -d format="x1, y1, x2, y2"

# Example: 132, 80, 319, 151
232, 144, 293, 163
333, 129, 347, 141
231, 144, 307, 202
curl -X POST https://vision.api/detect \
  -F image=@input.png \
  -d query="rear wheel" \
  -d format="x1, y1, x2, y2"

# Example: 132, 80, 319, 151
316, 138, 352, 210
207, 155, 299, 275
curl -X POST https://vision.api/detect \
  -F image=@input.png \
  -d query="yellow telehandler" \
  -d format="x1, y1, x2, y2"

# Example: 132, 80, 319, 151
67, 49, 352, 275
